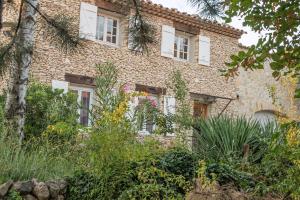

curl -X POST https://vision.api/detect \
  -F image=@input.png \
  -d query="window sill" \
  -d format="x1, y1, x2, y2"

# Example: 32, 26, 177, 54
86, 38, 120, 48
173, 57, 189, 63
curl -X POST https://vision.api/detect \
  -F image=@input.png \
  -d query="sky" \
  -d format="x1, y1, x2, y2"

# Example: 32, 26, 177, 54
151, 0, 261, 46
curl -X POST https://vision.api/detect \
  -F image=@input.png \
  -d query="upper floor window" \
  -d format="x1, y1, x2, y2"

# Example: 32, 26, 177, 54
96, 15, 118, 45
174, 36, 189, 60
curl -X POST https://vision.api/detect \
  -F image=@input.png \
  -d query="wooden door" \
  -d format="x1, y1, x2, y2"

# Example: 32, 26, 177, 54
193, 101, 208, 118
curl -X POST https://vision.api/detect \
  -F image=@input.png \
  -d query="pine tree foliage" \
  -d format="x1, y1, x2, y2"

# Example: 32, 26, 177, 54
0, 0, 80, 76
128, 0, 156, 53
187, 0, 225, 19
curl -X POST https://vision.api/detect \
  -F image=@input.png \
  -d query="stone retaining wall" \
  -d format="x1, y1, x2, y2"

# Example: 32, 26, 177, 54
0, 179, 67, 200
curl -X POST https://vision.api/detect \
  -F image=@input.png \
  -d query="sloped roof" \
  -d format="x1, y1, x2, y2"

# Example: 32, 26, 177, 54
102, 0, 245, 39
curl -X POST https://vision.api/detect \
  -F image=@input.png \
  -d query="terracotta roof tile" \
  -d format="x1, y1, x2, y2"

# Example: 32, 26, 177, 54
102, 0, 245, 38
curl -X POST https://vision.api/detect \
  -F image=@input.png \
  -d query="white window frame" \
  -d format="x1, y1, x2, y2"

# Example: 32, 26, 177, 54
174, 35, 190, 62
95, 13, 119, 47
70, 86, 94, 126
137, 95, 159, 135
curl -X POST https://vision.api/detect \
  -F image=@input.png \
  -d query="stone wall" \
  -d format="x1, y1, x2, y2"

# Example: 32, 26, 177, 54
0, 179, 67, 200
27, 0, 240, 117
233, 60, 299, 119
1, 0, 297, 119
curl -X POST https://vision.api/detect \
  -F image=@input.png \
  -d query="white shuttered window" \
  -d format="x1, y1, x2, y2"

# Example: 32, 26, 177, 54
198, 36, 211, 66
79, 3, 98, 40
161, 25, 175, 58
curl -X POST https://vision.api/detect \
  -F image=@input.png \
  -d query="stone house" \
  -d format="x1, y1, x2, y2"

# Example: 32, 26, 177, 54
0, 0, 298, 133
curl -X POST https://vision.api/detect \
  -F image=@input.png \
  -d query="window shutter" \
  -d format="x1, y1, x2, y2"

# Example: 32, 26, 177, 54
164, 96, 176, 133
126, 97, 139, 121
198, 36, 210, 66
79, 2, 98, 40
161, 25, 175, 58
52, 80, 69, 94
164, 96, 176, 115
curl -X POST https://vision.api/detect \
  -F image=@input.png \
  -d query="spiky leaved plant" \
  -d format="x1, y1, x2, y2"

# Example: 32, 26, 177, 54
193, 116, 277, 164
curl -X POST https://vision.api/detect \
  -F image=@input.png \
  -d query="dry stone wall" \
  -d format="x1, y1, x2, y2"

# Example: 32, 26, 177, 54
0, 179, 67, 200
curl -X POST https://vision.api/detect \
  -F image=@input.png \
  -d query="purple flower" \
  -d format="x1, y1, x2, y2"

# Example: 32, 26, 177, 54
123, 83, 131, 93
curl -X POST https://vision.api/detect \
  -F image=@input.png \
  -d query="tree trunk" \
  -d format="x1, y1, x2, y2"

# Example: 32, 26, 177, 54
0, 0, 3, 30
5, 0, 38, 143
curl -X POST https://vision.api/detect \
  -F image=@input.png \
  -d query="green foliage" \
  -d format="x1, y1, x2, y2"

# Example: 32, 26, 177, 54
188, 1, 300, 95
158, 147, 197, 181
119, 165, 190, 200
25, 82, 78, 138
224, 1, 299, 80
68, 143, 193, 199
255, 121, 300, 198
0, 136, 76, 183
42, 14, 81, 53
128, 15, 156, 54
119, 183, 184, 200
5, 189, 22, 200
91, 62, 131, 130
193, 116, 276, 163
66, 171, 103, 200
187, 0, 225, 19
168, 70, 193, 143
206, 163, 256, 190
41, 121, 78, 145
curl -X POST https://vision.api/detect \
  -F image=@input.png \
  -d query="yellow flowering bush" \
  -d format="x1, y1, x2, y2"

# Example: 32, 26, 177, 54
287, 126, 300, 147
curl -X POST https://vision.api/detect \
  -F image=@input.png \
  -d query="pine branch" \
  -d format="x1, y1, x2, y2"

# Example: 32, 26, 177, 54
187, 0, 225, 19
23, 0, 80, 53
128, 0, 156, 53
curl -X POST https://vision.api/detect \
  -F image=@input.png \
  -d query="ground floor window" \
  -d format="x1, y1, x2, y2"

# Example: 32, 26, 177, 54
70, 86, 94, 126
137, 95, 159, 135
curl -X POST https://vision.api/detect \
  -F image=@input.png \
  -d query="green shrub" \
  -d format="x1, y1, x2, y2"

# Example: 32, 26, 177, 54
119, 184, 183, 200
42, 121, 78, 145
158, 147, 197, 180
193, 116, 276, 163
125, 165, 192, 197
4, 189, 22, 200
0, 136, 76, 183
67, 126, 195, 200
25, 82, 78, 138
66, 171, 103, 200
255, 121, 300, 199
206, 163, 256, 190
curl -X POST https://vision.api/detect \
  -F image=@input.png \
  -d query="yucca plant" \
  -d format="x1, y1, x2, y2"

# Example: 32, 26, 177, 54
193, 116, 277, 164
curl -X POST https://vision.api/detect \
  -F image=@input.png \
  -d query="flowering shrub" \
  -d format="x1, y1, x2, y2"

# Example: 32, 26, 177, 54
42, 121, 77, 145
